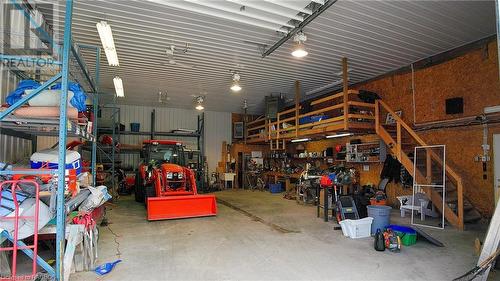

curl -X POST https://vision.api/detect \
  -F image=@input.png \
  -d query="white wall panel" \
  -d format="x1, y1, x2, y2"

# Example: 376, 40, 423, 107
204, 111, 232, 174
0, 69, 32, 164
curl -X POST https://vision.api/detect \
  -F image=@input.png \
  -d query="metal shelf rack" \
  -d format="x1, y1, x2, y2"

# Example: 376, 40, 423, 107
0, 1, 100, 280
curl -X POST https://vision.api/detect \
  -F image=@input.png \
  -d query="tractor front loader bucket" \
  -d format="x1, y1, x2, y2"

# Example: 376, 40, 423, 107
147, 194, 217, 220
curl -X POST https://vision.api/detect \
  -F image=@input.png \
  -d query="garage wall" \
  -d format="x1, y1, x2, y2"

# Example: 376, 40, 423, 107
0, 69, 32, 164
114, 104, 231, 173
350, 39, 500, 216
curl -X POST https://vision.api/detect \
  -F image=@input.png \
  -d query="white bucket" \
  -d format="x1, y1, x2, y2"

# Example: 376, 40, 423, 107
339, 217, 373, 239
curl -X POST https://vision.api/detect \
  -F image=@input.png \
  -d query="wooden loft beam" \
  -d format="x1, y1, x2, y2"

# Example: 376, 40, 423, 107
295, 80, 300, 138
342, 57, 349, 131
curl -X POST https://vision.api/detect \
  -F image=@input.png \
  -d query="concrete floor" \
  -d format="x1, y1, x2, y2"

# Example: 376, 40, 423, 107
71, 190, 492, 281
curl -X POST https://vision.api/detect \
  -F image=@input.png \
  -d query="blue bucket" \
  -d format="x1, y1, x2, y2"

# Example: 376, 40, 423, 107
269, 183, 282, 193
130, 123, 140, 132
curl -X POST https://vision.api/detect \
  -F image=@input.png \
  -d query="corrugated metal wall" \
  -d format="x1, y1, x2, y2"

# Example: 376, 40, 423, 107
0, 69, 33, 164
115, 105, 231, 173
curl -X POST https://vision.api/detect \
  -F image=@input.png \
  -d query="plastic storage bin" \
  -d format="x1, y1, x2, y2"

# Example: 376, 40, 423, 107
30, 149, 82, 175
299, 115, 326, 125
130, 122, 140, 132
25, 89, 75, 107
367, 205, 392, 235
388, 225, 417, 246
339, 217, 373, 239
269, 183, 282, 193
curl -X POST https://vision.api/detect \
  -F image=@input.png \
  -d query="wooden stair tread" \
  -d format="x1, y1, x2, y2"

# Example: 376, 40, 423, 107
464, 210, 482, 223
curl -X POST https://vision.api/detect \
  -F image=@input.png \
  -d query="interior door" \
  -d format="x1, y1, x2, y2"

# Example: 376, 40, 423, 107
494, 134, 500, 204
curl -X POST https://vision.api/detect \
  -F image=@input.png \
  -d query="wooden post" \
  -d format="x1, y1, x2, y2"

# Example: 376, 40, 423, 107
375, 100, 380, 134
457, 179, 464, 230
342, 57, 349, 130
396, 122, 402, 160
264, 119, 268, 141
277, 111, 280, 141
244, 109, 247, 144
295, 80, 300, 138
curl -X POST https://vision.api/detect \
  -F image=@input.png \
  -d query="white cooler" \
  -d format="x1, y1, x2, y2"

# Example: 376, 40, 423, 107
30, 149, 82, 175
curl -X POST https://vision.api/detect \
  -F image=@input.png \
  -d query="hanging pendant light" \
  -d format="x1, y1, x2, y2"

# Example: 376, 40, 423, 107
230, 73, 242, 92
194, 96, 205, 111
291, 32, 308, 58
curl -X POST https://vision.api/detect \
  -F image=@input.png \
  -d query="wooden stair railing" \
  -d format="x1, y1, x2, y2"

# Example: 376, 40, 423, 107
375, 100, 464, 230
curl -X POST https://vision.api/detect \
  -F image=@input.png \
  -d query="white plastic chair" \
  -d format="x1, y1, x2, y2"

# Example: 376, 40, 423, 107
397, 193, 438, 221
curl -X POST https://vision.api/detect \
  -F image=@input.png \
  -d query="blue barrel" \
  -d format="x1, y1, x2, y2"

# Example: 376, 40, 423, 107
367, 205, 392, 235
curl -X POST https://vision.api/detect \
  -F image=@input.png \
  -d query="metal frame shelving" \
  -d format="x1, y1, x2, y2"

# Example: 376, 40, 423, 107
0, 1, 100, 280
106, 109, 206, 191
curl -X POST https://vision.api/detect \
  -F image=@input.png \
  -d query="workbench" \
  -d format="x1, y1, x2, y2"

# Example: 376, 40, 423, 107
264, 171, 302, 191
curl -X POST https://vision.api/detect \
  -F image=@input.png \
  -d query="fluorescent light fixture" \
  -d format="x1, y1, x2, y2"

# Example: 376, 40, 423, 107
484, 105, 500, 114
305, 80, 343, 96
96, 21, 119, 66
326, 133, 353, 139
291, 138, 310, 143
113, 76, 124, 97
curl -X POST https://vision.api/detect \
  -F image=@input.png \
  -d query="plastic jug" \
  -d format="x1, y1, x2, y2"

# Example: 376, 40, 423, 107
374, 229, 385, 251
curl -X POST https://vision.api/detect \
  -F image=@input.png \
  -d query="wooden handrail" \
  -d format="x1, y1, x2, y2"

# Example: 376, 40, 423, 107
377, 100, 428, 145
247, 116, 265, 126
299, 104, 344, 118
310, 92, 343, 106
347, 101, 375, 108
278, 107, 300, 116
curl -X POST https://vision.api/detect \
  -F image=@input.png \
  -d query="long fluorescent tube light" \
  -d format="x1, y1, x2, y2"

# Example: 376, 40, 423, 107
326, 133, 353, 139
484, 105, 500, 114
291, 138, 311, 143
113, 76, 124, 97
96, 21, 119, 66
305, 80, 343, 96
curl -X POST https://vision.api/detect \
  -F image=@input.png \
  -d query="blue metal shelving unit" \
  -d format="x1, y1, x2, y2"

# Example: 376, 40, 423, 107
0, 1, 100, 280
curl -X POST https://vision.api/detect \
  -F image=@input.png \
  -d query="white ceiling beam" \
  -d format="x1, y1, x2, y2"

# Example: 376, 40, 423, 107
184, 0, 296, 28
147, 0, 289, 32
264, 0, 313, 15
226, 0, 304, 22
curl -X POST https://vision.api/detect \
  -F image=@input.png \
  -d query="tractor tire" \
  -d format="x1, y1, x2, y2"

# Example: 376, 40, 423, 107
134, 171, 145, 203
144, 185, 156, 207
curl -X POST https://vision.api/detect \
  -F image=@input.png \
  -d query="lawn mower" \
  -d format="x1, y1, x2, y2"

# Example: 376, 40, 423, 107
135, 140, 217, 220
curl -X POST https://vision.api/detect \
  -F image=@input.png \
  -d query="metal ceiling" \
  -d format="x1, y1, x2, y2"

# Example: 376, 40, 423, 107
40, 0, 495, 113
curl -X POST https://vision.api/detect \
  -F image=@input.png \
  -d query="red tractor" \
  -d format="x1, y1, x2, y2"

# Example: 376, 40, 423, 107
135, 140, 217, 220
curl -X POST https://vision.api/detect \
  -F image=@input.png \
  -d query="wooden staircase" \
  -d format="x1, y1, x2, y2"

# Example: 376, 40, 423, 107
375, 100, 481, 230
